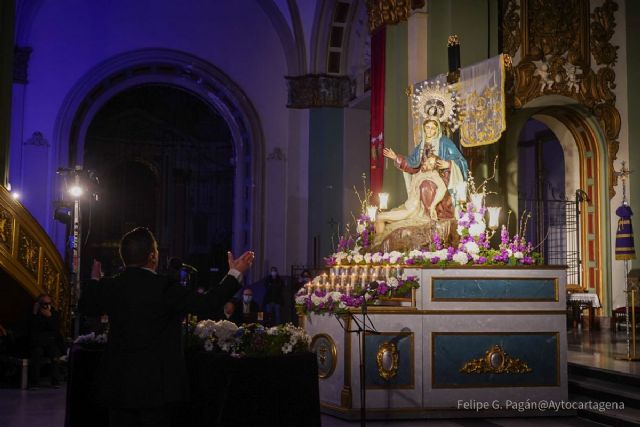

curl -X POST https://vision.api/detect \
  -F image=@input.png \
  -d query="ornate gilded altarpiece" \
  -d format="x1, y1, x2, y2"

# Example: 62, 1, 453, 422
503, 0, 621, 198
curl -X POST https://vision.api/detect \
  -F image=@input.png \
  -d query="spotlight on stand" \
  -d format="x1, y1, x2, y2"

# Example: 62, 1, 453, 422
53, 201, 73, 225
68, 185, 84, 198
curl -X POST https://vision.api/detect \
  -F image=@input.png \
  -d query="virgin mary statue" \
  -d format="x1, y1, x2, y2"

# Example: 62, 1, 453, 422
375, 118, 468, 239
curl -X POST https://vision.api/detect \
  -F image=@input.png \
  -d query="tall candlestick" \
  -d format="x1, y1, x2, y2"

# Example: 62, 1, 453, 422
385, 265, 390, 280
351, 273, 356, 287
361, 273, 366, 287
330, 273, 336, 288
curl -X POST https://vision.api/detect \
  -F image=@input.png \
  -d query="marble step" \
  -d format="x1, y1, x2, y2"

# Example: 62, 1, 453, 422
568, 362, 640, 425
570, 394, 640, 427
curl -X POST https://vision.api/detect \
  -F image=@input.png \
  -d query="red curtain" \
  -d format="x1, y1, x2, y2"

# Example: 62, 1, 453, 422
369, 27, 386, 199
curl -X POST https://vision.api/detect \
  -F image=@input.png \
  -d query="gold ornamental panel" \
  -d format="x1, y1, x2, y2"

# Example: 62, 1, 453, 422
376, 342, 399, 380
460, 345, 532, 374
311, 334, 337, 379
18, 228, 40, 278
0, 207, 14, 253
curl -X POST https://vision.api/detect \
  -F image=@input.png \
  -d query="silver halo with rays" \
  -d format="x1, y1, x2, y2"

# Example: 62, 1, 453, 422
410, 78, 461, 131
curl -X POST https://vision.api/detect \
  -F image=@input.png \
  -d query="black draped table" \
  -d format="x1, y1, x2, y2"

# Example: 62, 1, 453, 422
65, 344, 321, 427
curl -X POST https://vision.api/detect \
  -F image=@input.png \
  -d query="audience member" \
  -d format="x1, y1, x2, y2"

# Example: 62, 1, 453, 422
29, 294, 63, 389
217, 299, 242, 325
79, 227, 255, 427
263, 267, 284, 325
240, 288, 260, 323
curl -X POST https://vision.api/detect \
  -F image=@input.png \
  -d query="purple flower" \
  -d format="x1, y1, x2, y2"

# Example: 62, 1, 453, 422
430, 256, 440, 264
405, 258, 415, 265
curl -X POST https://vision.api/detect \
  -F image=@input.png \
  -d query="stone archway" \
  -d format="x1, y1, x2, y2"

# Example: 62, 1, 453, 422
505, 102, 610, 313
52, 48, 265, 277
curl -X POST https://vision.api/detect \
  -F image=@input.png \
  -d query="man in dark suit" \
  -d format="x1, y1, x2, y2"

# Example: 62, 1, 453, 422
79, 227, 254, 427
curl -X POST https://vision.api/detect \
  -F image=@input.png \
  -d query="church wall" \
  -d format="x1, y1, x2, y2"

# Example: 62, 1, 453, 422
308, 108, 344, 266
626, 0, 640, 276
11, 0, 306, 273
608, 0, 630, 312
343, 106, 370, 226
426, 0, 499, 79
383, 23, 409, 209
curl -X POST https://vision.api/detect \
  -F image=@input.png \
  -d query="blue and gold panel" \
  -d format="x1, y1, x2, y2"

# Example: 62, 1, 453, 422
432, 332, 559, 388
365, 332, 414, 389
431, 277, 558, 301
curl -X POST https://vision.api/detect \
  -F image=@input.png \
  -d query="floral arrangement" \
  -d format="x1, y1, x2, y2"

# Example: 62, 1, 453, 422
295, 274, 419, 316
325, 168, 541, 268
192, 320, 310, 357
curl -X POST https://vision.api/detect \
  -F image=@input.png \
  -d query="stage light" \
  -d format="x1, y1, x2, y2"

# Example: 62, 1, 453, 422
11, 192, 20, 200
68, 185, 83, 198
54, 205, 73, 224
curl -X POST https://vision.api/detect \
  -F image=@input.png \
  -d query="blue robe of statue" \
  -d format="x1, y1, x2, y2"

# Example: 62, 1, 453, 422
405, 135, 468, 181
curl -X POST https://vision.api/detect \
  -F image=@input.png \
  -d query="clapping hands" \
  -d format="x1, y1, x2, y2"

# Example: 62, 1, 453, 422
227, 251, 255, 274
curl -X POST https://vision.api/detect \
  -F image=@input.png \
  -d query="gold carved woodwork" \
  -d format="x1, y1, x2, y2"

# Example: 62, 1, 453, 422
0, 208, 13, 251
18, 229, 40, 278
376, 341, 399, 380
366, 0, 411, 33
504, 0, 621, 198
459, 345, 532, 374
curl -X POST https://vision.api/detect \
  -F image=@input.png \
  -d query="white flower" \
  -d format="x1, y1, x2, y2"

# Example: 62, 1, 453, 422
389, 251, 402, 264
310, 294, 324, 305
474, 213, 484, 223
408, 249, 423, 259
282, 343, 293, 354
357, 223, 366, 233
453, 251, 470, 265
364, 253, 372, 263
464, 241, 480, 254
352, 245, 362, 254
328, 291, 343, 301
387, 277, 399, 289
353, 253, 364, 264
434, 249, 449, 259
460, 213, 470, 223
364, 293, 373, 301
468, 222, 486, 237
346, 254, 353, 263
335, 251, 348, 262
204, 340, 214, 352
295, 295, 308, 305
372, 252, 383, 263
513, 251, 524, 259
456, 225, 466, 235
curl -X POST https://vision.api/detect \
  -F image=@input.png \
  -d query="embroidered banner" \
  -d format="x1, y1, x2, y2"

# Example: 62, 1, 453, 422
458, 54, 506, 148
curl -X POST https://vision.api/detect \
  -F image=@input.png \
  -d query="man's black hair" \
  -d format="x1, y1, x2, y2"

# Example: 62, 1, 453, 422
119, 227, 156, 266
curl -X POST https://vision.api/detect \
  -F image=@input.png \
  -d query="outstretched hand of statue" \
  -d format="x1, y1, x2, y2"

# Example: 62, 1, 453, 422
383, 147, 397, 161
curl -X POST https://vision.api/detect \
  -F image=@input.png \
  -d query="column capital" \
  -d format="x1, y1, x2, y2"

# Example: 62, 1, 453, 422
366, 0, 426, 33
285, 74, 354, 108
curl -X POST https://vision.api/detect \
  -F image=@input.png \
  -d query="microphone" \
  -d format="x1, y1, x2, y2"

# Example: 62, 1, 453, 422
181, 263, 198, 273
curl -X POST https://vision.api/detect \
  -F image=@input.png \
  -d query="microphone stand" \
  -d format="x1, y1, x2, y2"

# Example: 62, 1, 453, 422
335, 292, 379, 427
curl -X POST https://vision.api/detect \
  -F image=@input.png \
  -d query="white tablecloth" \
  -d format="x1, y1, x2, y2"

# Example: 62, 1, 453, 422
568, 293, 601, 308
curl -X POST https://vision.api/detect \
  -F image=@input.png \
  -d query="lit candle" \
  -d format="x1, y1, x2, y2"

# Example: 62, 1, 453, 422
306, 283, 311, 295
374, 266, 380, 280
361, 273, 367, 287
330, 272, 336, 288
351, 273, 356, 286
378, 192, 389, 210
367, 205, 378, 222
322, 273, 328, 289
470, 192, 484, 210
341, 273, 347, 286
487, 206, 502, 230
346, 284, 351, 296
385, 265, 390, 280
455, 182, 467, 203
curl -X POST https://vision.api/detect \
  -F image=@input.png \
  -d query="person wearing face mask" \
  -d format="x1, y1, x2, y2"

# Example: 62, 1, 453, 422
263, 267, 284, 325
241, 288, 260, 323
